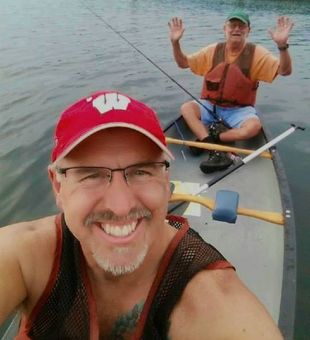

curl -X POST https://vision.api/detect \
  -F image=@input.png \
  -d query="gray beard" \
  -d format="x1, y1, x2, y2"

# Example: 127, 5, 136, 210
92, 243, 148, 276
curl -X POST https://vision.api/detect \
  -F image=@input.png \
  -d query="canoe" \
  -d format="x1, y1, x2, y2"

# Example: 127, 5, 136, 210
165, 115, 296, 339
0, 116, 297, 340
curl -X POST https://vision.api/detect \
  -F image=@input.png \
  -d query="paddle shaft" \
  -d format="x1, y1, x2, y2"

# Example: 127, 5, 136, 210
166, 137, 272, 159
242, 126, 297, 163
169, 125, 299, 214
170, 193, 284, 225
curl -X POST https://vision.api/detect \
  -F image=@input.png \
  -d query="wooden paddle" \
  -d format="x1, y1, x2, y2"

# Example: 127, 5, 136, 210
170, 193, 284, 225
168, 125, 302, 215
166, 137, 272, 159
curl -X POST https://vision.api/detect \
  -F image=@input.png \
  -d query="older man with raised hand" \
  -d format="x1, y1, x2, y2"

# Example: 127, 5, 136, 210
169, 11, 294, 174
0, 90, 283, 339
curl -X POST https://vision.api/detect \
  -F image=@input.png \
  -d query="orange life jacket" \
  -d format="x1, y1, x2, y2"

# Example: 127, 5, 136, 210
201, 42, 259, 106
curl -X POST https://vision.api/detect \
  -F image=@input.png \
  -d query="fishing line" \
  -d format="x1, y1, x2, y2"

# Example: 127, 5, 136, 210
80, 1, 227, 126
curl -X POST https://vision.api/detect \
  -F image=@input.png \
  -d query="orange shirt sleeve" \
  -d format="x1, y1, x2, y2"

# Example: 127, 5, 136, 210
187, 43, 279, 83
250, 45, 279, 83
187, 43, 217, 76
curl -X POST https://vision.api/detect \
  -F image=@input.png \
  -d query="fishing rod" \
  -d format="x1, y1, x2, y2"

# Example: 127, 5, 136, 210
80, 1, 227, 126
168, 124, 304, 214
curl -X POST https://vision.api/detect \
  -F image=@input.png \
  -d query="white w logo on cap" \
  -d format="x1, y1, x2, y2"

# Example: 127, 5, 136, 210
92, 93, 131, 114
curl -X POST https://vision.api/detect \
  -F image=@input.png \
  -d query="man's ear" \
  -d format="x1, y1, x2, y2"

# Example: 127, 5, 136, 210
48, 167, 63, 210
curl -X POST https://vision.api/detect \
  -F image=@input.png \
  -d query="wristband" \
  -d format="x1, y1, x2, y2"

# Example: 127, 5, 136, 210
278, 44, 289, 51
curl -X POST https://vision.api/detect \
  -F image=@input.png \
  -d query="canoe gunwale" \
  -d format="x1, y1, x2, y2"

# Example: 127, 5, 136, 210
164, 113, 297, 339
260, 119, 297, 340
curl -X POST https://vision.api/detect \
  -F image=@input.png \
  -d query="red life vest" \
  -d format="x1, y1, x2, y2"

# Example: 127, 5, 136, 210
201, 42, 259, 107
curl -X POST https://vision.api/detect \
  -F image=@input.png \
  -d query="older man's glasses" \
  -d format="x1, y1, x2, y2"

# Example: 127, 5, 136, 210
56, 161, 170, 189
227, 21, 248, 30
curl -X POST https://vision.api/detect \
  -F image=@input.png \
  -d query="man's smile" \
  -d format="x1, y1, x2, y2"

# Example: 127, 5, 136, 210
98, 220, 138, 237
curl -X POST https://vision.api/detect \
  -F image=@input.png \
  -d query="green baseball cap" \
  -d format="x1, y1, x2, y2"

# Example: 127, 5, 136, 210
226, 10, 250, 26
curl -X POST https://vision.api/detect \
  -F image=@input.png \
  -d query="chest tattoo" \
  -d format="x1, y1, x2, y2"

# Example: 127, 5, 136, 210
107, 300, 144, 339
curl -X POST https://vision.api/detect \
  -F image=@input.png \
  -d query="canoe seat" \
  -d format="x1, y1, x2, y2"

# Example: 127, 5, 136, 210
212, 190, 239, 223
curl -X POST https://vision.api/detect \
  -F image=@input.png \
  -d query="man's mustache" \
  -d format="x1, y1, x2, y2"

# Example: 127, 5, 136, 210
85, 207, 152, 226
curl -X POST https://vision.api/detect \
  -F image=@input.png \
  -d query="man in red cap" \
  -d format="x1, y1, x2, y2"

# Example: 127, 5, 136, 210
0, 91, 282, 339
168, 11, 294, 173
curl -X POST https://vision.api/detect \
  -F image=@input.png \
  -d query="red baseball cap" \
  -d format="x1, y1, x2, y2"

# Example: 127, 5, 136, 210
51, 90, 174, 164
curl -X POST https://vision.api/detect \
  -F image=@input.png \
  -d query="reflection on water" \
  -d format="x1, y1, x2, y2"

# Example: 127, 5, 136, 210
0, 0, 309, 338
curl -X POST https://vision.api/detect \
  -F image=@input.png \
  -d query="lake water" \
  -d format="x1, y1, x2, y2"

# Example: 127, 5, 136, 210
1, 0, 309, 338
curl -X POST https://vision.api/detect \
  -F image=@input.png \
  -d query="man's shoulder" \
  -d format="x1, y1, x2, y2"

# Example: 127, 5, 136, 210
191, 42, 217, 55
168, 268, 283, 339
0, 215, 58, 254
208, 42, 218, 48
1, 215, 57, 234
253, 43, 274, 56
168, 268, 238, 337
204, 42, 218, 52
0, 216, 59, 319
181, 267, 239, 304
169, 268, 238, 324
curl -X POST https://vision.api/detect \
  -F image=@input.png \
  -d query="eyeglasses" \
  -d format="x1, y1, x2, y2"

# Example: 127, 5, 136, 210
227, 21, 249, 30
56, 161, 170, 190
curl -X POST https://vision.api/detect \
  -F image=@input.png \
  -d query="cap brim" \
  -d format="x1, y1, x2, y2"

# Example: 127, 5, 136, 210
227, 16, 248, 25
52, 122, 174, 166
